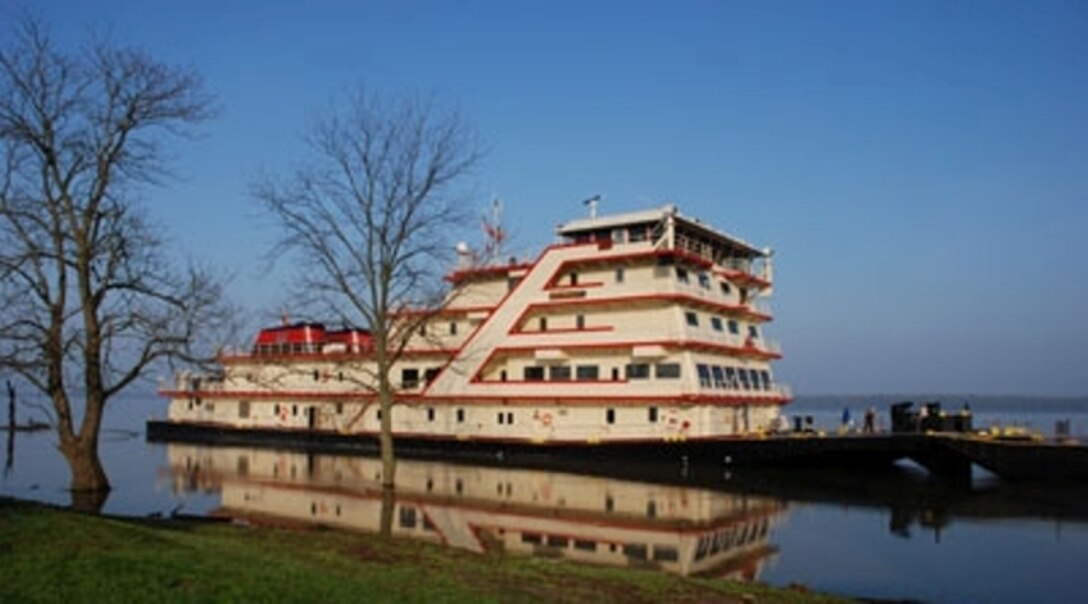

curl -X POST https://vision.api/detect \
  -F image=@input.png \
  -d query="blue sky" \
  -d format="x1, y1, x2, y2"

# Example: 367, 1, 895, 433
16, 1, 1088, 396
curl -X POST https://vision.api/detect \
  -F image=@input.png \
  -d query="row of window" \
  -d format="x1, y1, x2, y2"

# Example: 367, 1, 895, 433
685, 311, 759, 339
517, 362, 681, 382
521, 532, 680, 562
695, 364, 773, 391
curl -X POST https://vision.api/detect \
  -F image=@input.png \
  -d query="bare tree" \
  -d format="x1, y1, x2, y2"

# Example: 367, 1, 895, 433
0, 19, 228, 507
255, 87, 481, 488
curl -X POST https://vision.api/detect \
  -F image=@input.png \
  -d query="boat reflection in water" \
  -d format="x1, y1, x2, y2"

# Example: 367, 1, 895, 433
163, 444, 785, 581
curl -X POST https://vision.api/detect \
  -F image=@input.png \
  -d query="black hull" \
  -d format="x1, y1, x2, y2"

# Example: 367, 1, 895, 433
147, 420, 1088, 484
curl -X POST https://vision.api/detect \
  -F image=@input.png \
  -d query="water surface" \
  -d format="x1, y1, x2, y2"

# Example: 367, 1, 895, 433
4, 394, 1088, 603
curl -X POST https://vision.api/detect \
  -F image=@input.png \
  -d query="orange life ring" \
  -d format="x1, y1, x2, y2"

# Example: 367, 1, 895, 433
541, 413, 553, 428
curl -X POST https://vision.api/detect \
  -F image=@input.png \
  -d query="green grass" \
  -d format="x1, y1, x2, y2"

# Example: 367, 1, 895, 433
0, 497, 851, 603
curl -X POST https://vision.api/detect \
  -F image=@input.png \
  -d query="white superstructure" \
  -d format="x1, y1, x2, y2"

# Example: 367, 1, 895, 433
161, 204, 790, 444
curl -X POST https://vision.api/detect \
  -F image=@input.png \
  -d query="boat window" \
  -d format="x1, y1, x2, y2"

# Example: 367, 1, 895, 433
749, 369, 762, 390
521, 533, 543, 545
569, 272, 578, 286
399, 506, 417, 528
615, 267, 625, 283
292, 404, 298, 416
449, 321, 458, 335
456, 408, 465, 423
523, 366, 545, 381
427, 407, 435, 422
720, 281, 731, 296
728, 320, 740, 335
711, 366, 726, 389
238, 401, 250, 419
654, 363, 681, 379
507, 412, 514, 425
498, 412, 505, 425
676, 267, 689, 283
336, 403, 343, 415
725, 367, 737, 389
611, 367, 620, 381
748, 325, 759, 339
653, 546, 679, 562
606, 408, 616, 424
738, 369, 750, 390
685, 311, 699, 327
625, 363, 650, 379
697, 364, 712, 388
312, 370, 319, 381
549, 365, 572, 381
710, 317, 723, 332
424, 368, 440, 384
576, 314, 585, 330
648, 407, 659, 423
698, 273, 711, 289
574, 540, 597, 552
401, 368, 420, 389
761, 370, 771, 389
623, 544, 649, 561
539, 317, 548, 332
575, 365, 599, 380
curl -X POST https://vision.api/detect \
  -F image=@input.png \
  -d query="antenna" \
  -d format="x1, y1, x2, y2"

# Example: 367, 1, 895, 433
582, 194, 601, 219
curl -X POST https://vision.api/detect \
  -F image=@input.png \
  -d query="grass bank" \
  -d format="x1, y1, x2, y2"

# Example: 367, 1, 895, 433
0, 497, 850, 603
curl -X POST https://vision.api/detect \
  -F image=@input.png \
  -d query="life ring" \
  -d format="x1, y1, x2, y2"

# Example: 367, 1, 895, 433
540, 413, 553, 428
279, 405, 289, 422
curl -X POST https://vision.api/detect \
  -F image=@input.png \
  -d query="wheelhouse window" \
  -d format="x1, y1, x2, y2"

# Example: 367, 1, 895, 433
654, 363, 681, 379
625, 363, 650, 379
711, 366, 726, 389
685, 311, 699, 327
606, 408, 616, 424
738, 369, 751, 390
576, 314, 585, 330
725, 367, 738, 389
576, 365, 599, 380
696, 364, 712, 388
524, 366, 545, 381
698, 273, 711, 289
760, 370, 772, 389
710, 317, 723, 332
676, 267, 689, 283
749, 368, 762, 391
728, 320, 740, 335
539, 317, 548, 332
748, 325, 759, 339
720, 281, 732, 295
401, 368, 420, 389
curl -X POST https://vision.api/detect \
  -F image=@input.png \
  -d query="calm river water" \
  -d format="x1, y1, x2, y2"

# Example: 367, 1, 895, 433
3, 394, 1088, 603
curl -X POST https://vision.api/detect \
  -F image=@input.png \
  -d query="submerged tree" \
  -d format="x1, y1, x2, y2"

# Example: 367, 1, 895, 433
255, 88, 481, 488
0, 19, 228, 505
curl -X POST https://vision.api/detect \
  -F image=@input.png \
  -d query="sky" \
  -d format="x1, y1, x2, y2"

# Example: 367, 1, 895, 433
11, 1, 1088, 396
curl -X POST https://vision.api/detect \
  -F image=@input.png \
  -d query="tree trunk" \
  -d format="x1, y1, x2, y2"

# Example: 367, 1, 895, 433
379, 389, 396, 488
379, 483, 395, 539
59, 436, 110, 512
